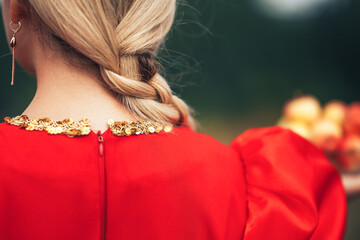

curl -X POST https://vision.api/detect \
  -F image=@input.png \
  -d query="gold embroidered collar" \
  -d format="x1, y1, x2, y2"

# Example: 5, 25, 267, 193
3, 115, 173, 137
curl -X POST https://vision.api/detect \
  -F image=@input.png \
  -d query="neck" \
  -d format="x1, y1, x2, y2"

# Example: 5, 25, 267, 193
22, 47, 135, 133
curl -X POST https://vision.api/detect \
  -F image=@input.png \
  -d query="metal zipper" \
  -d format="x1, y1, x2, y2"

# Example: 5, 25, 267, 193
97, 130, 106, 240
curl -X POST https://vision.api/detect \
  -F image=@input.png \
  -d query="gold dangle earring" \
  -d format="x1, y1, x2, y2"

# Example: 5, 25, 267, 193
9, 21, 22, 86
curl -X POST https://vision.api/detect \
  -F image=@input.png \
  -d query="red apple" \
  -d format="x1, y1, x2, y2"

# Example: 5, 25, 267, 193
336, 135, 360, 172
284, 96, 322, 126
323, 100, 347, 125
344, 102, 360, 136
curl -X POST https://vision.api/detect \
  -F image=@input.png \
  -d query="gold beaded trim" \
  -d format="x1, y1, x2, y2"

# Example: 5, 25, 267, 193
3, 115, 173, 137
107, 119, 172, 137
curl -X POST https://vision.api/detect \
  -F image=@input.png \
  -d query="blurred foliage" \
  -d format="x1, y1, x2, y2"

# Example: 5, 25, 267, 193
163, 0, 360, 143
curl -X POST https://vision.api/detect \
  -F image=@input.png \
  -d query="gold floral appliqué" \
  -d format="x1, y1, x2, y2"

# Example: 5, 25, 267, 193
3, 115, 173, 137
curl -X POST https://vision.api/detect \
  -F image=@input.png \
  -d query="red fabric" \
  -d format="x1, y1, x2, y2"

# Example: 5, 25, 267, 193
0, 123, 346, 240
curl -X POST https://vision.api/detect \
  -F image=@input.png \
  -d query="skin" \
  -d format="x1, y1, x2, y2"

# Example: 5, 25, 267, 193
2, 0, 136, 134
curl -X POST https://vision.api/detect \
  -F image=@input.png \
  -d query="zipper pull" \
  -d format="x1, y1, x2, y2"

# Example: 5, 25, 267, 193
97, 130, 104, 157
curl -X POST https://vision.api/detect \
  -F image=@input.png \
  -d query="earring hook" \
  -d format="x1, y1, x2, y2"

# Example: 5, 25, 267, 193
9, 21, 22, 34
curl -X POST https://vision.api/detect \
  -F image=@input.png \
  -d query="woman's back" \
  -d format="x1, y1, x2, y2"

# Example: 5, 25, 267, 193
0, 0, 347, 239
0, 119, 346, 240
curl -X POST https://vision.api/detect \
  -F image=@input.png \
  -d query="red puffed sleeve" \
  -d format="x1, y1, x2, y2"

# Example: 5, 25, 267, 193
231, 126, 346, 240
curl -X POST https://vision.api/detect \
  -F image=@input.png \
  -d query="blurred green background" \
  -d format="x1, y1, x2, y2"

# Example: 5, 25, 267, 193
0, 0, 359, 238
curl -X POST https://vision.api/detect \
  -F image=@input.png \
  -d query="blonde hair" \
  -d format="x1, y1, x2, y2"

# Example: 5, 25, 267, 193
25, 0, 194, 128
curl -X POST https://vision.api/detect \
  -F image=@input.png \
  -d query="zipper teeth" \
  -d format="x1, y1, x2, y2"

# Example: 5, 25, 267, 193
97, 131, 106, 240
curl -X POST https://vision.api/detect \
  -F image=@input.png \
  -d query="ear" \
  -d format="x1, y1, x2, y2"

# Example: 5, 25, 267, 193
10, 0, 27, 23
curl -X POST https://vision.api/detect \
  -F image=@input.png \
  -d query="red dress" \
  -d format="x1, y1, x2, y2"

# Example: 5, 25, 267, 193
0, 122, 346, 240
